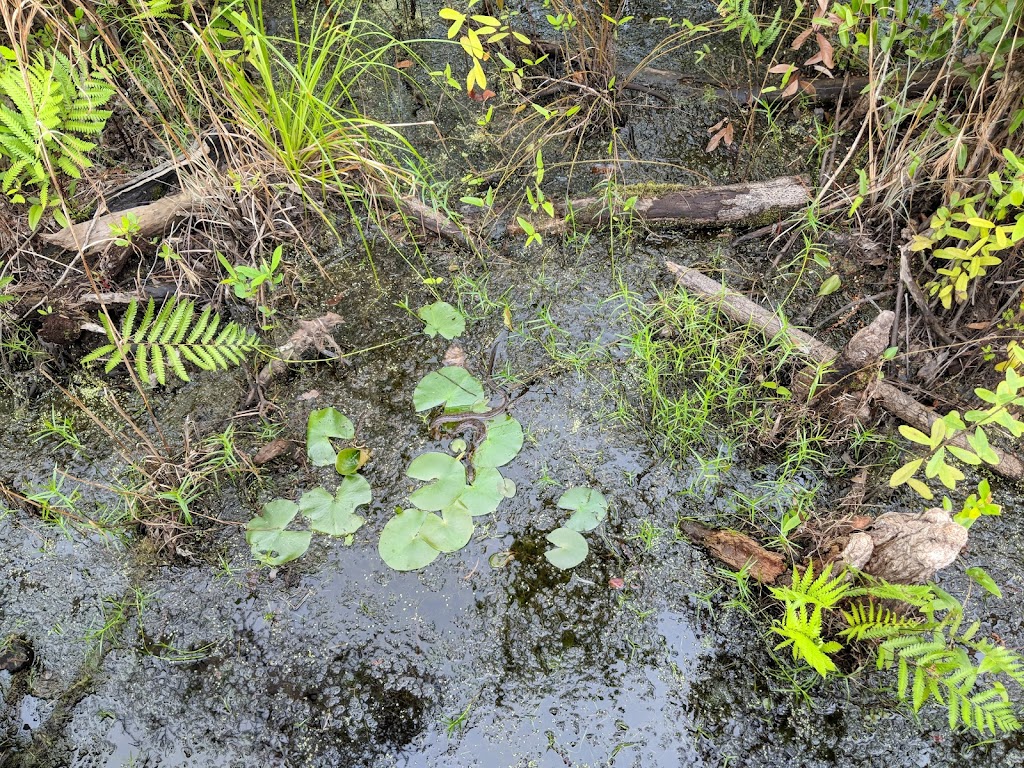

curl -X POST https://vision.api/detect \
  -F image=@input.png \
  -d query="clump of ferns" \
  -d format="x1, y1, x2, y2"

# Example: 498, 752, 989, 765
769, 564, 1024, 735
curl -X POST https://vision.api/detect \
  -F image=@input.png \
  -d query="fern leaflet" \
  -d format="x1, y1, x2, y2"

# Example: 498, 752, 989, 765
81, 297, 261, 386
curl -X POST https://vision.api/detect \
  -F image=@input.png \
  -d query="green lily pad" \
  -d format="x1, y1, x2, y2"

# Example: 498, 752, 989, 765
246, 498, 312, 565
413, 367, 485, 413
407, 452, 467, 511
418, 301, 466, 339
472, 415, 524, 468
543, 526, 589, 570
297, 475, 371, 536
558, 486, 608, 533
378, 507, 441, 571
452, 466, 515, 516
420, 507, 474, 552
335, 446, 369, 476
307, 407, 354, 467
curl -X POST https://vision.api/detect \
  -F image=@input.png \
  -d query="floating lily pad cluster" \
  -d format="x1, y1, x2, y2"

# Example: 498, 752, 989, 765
246, 407, 371, 565
544, 487, 609, 570
378, 367, 523, 571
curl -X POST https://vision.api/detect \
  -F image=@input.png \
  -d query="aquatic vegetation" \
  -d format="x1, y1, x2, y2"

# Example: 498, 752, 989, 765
417, 301, 466, 340
379, 366, 521, 571
543, 487, 608, 570
81, 297, 261, 386
306, 407, 355, 467
247, 408, 370, 565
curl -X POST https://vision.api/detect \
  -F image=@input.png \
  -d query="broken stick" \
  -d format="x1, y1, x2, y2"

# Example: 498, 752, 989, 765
665, 260, 1024, 481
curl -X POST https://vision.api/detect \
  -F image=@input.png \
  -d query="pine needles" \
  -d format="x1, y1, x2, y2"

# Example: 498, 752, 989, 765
82, 297, 261, 386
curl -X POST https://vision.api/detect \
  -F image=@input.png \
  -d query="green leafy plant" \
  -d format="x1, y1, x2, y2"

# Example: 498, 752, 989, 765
716, 0, 785, 58
108, 212, 141, 247
766, 564, 1024, 735
418, 301, 466, 339
217, 245, 284, 300
247, 408, 370, 565
0, 47, 114, 229
909, 152, 1024, 310
889, 367, 1023, 503
543, 487, 608, 570
81, 297, 261, 386
306, 407, 355, 467
438, 4, 530, 95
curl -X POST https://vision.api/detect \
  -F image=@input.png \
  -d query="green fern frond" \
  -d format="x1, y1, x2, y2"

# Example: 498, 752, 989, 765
81, 297, 261, 386
840, 600, 927, 642
0, 48, 114, 222
770, 563, 852, 610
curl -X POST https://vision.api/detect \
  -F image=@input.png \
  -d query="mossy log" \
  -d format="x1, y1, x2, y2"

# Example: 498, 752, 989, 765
665, 260, 1024, 481
509, 176, 810, 236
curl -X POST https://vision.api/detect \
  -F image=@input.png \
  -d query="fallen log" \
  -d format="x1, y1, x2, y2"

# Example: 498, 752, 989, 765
40, 190, 200, 255
665, 260, 1024, 481
390, 195, 482, 251
509, 176, 810, 236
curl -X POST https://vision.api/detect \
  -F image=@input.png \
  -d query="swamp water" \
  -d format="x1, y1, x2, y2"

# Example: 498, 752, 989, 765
3, 1, 1024, 766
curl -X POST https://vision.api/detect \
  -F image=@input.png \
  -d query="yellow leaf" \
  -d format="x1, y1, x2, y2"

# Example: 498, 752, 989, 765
898, 425, 931, 445
909, 234, 934, 251
467, 59, 487, 91
906, 477, 934, 500
471, 14, 501, 25
439, 8, 466, 21
465, 28, 484, 59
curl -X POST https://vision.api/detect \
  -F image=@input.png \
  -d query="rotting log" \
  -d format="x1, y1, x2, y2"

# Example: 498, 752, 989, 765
665, 260, 1024, 481
390, 196, 482, 251
509, 176, 810, 236
41, 190, 200, 256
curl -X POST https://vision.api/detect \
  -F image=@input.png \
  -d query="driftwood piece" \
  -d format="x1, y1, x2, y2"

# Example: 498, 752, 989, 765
509, 176, 811, 236
666, 261, 1024, 481
677, 520, 787, 584
40, 190, 200, 255
839, 508, 968, 584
